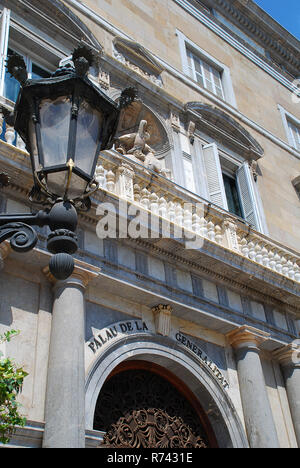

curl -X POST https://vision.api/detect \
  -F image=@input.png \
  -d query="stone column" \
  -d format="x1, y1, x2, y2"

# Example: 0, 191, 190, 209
227, 326, 279, 448
169, 110, 185, 187
43, 262, 100, 448
273, 343, 300, 447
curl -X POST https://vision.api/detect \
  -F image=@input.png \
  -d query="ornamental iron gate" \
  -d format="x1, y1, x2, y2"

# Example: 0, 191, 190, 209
93, 365, 213, 448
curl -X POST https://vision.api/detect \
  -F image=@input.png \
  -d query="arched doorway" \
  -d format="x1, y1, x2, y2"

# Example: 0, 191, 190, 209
93, 361, 217, 448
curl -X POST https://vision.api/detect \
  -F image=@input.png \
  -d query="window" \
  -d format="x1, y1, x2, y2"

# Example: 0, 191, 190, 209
176, 30, 237, 106
278, 104, 300, 152
0, 7, 66, 103
4, 48, 51, 102
182, 140, 264, 231
187, 50, 224, 99
287, 119, 300, 151
222, 173, 242, 218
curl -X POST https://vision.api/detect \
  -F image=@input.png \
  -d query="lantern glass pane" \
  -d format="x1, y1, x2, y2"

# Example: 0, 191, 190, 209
74, 100, 103, 177
46, 171, 88, 200
28, 119, 39, 171
39, 96, 72, 168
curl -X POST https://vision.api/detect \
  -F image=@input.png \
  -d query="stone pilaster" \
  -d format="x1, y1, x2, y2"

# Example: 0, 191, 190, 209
227, 326, 280, 448
152, 304, 172, 337
273, 343, 300, 447
43, 261, 100, 448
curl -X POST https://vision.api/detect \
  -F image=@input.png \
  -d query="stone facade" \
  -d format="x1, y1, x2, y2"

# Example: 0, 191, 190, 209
0, 0, 299, 448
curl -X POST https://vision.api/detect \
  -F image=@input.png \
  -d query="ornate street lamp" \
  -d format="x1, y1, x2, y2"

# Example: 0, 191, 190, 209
0, 46, 136, 279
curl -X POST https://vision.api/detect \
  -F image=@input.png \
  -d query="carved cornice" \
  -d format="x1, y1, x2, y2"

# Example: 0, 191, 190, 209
273, 343, 300, 368
43, 259, 101, 288
185, 102, 264, 159
190, 0, 300, 77
226, 325, 270, 350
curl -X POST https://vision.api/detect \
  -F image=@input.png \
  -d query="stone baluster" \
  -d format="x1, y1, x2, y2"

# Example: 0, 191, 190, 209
150, 192, 159, 214
248, 241, 256, 261
227, 326, 279, 448
215, 225, 223, 245
268, 250, 276, 271
133, 184, 142, 204
0, 111, 4, 135
140, 188, 150, 210
168, 201, 175, 223
287, 260, 296, 280
274, 252, 283, 274
281, 257, 289, 277
5, 124, 15, 146
199, 216, 207, 237
95, 165, 106, 188
106, 170, 116, 193
192, 213, 201, 234
175, 202, 183, 226
261, 245, 270, 268
294, 264, 300, 283
206, 220, 216, 242
254, 243, 263, 265
240, 237, 250, 258
183, 206, 193, 231
159, 196, 168, 219
16, 134, 26, 151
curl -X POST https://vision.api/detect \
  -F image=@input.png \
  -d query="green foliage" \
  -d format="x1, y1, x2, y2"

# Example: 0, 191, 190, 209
0, 330, 28, 444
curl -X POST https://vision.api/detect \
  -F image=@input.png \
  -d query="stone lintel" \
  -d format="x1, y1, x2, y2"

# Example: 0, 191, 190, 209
152, 304, 173, 337
227, 325, 270, 350
273, 343, 300, 368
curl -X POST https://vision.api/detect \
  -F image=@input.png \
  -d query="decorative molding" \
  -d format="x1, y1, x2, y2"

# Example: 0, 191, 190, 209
226, 325, 270, 349
152, 304, 173, 336
113, 37, 163, 87
173, 0, 299, 91
273, 343, 300, 368
185, 102, 264, 159
43, 259, 101, 288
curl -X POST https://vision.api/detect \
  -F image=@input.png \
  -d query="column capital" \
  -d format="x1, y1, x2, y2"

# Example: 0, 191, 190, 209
0, 241, 11, 270
43, 258, 101, 289
227, 325, 270, 350
273, 342, 300, 368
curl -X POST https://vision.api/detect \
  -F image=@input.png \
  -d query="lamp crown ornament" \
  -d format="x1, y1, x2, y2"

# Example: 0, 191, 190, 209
5, 52, 28, 85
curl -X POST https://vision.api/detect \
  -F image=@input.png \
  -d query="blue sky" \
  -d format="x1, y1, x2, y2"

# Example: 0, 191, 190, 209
254, 0, 300, 39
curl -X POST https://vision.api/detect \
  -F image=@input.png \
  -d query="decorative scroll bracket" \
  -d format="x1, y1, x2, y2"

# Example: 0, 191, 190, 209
0, 223, 38, 253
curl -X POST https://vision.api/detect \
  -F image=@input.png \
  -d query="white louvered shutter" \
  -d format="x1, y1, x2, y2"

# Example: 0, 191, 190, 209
0, 8, 10, 96
236, 162, 262, 231
202, 143, 228, 209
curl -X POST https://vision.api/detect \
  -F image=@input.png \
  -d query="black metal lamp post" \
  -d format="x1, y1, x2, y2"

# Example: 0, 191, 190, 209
0, 46, 136, 279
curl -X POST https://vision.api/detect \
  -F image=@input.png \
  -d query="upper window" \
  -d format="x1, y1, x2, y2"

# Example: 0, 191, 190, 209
187, 49, 224, 99
4, 48, 51, 102
287, 119, 300, 151
278, 105, 300, 153
176, 30, 237, 107
0, 7, 67, 104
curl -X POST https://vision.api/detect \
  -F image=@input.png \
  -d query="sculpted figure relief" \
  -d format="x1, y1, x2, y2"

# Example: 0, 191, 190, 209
115, 120, 171, 178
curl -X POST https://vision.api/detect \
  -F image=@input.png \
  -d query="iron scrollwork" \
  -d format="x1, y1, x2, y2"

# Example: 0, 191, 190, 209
0, 223, 38, 253
94, 369, 209, 448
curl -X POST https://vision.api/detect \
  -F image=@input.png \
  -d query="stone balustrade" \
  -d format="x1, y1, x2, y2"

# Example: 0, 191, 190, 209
0, 104, 26, 151
96, 150, 300, 284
